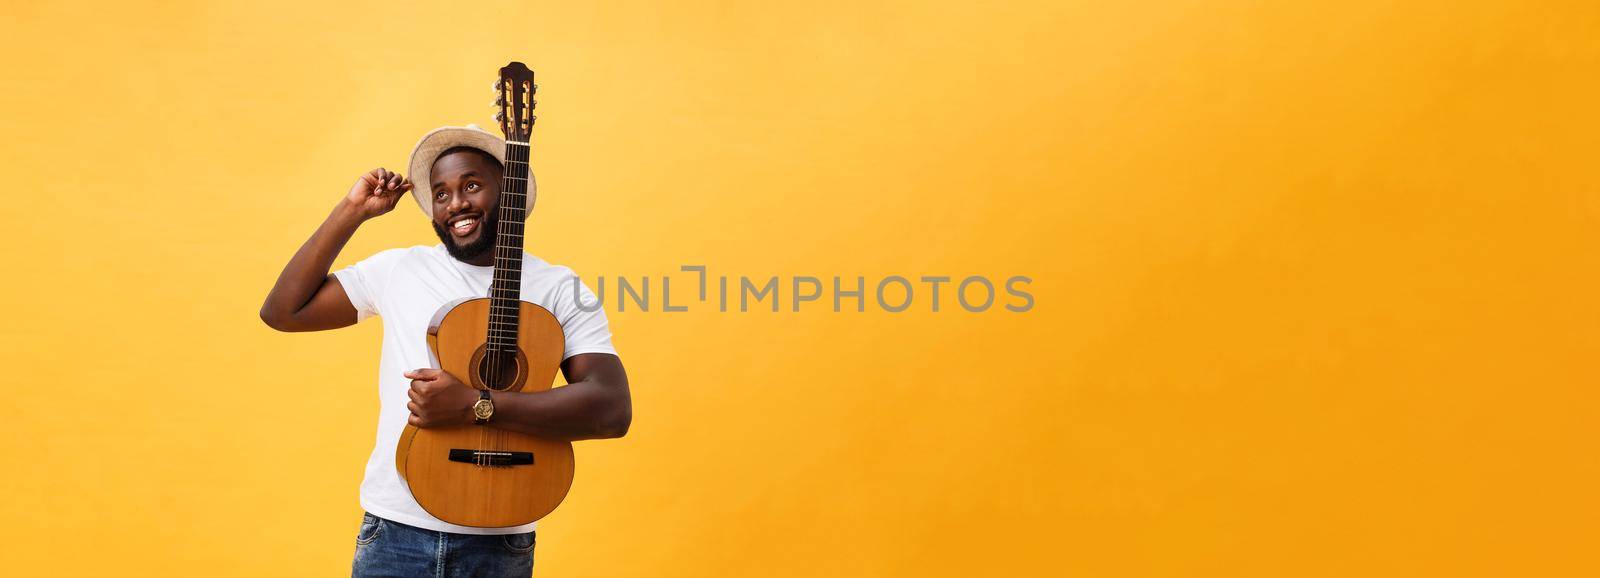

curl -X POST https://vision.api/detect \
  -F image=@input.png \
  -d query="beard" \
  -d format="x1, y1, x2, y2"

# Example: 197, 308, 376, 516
432, 210, 500, 263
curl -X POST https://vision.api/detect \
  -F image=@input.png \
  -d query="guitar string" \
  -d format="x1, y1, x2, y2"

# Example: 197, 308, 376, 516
490, 141, 511, 463
483, 136, 526, 479
493, 140, 515, 462
467, 115, 529, 507
485, 126, 523, 506
502, 139, 520, 465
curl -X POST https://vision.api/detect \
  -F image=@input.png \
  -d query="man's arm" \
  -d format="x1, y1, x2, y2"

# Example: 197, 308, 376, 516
404, 353, 632, 441
260, 168, 412, 332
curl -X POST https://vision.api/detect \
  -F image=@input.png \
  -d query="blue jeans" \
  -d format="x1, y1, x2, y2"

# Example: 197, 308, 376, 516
352, 512, 536, 577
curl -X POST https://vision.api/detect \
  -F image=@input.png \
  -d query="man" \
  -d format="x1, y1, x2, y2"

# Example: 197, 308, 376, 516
259, 124, 631, 577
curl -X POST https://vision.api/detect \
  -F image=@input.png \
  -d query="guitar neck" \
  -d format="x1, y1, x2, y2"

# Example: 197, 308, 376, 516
487, 140, 530, 354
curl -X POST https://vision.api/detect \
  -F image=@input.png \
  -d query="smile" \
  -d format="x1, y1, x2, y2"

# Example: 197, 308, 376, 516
449, 216, 480, 237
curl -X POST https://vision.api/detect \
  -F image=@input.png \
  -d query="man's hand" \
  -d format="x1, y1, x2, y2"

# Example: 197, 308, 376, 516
404, 368, 480, 428
346, 167, 413, 221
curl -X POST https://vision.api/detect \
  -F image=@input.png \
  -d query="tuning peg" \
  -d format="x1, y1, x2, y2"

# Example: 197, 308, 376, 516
494, 111, 505, 122
531, 83, 539, 92
494, 94, 505, 107
530, 99, 537, 108
493, 79, 502, 91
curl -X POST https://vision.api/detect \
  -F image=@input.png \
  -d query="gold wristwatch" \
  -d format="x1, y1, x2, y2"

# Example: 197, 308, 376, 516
472, 390, 494, 425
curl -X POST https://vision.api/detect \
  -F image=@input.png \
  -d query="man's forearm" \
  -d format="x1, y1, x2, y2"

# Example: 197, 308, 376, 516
259, 200, 365, 326
490, 380, 632, 441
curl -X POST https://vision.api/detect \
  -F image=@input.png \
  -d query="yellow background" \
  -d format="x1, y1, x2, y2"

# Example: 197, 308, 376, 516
3, 1, 1597, 576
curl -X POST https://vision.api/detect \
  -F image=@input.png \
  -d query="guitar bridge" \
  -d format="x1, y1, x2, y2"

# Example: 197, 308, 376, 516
448, 449, 535, 467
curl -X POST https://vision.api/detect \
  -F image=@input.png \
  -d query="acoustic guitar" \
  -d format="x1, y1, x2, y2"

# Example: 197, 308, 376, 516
395, 62, 574, 527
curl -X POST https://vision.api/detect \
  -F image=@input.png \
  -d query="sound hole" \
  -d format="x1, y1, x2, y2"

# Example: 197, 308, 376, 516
477, 349, 520, 390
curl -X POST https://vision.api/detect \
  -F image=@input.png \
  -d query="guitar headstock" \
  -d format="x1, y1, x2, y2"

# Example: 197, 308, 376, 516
493, 62, 537, 142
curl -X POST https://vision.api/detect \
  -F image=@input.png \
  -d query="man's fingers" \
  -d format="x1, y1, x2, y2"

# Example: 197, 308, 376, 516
407, 401, 420, 415
407, 387, 422, 403
405, 368, 440, 380
361, 168, 401, 194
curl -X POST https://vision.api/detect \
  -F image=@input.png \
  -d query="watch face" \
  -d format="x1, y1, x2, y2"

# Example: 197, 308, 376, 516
473, 399, 493, 420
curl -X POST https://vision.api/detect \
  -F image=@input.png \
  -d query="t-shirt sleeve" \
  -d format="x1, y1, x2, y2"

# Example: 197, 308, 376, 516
553, 270, 618, 360
331, 248, 408, 322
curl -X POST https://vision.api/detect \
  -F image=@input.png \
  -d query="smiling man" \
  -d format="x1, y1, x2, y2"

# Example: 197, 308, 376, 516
259, 124, 631, 578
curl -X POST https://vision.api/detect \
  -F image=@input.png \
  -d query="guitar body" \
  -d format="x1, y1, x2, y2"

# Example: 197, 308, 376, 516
395, 297, 574, 527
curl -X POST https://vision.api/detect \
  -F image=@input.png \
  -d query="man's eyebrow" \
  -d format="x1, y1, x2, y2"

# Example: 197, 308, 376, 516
432, 172, 483, 190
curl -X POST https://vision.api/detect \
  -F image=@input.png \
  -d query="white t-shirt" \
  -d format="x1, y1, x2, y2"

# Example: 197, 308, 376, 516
332, 244, 616, 535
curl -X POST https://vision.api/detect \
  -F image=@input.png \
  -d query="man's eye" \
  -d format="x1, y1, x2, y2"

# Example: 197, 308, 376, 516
435, 191, 447, 200
467, 183, 479, 191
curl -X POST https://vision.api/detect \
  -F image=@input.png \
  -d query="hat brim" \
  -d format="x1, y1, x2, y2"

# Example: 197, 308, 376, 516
406, 125, 537, 219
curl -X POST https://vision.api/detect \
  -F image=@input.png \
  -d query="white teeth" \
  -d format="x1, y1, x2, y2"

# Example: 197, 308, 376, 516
453, 219, 476, 230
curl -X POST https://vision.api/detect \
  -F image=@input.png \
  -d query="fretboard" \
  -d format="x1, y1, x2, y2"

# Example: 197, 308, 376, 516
487, 141, 530, 354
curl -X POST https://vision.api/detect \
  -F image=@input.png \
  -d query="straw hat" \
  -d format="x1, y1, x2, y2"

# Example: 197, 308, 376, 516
406, 124, 537, 219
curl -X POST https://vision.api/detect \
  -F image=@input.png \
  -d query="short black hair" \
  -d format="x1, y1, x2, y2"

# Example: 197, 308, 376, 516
434, 146, 503, 171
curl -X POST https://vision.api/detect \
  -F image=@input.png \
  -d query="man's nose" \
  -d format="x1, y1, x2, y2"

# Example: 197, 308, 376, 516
447, 193, 470, 214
